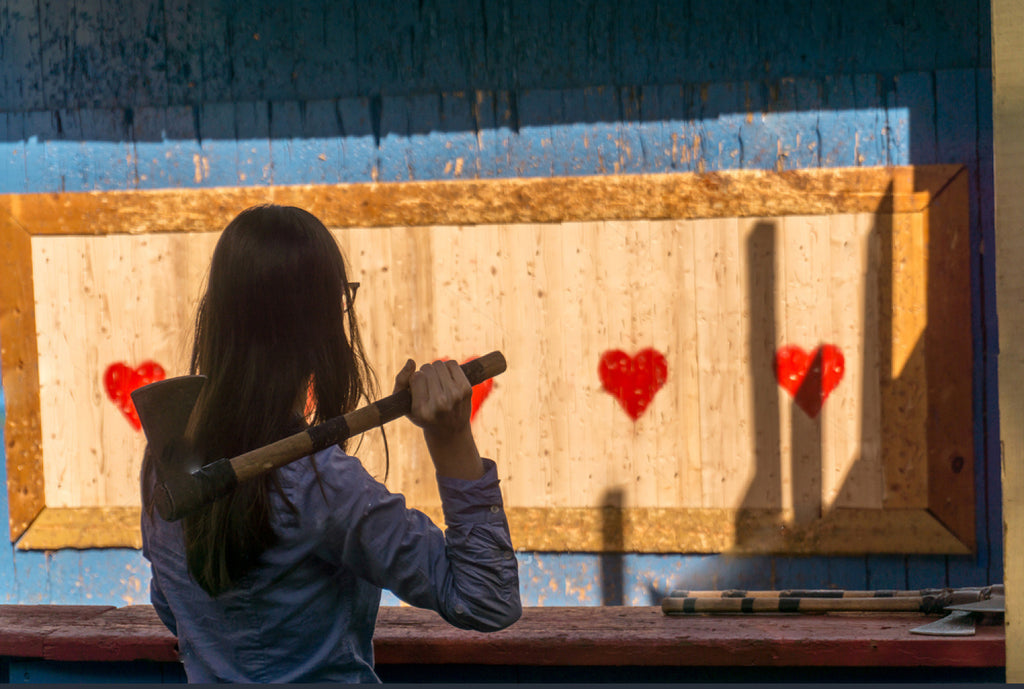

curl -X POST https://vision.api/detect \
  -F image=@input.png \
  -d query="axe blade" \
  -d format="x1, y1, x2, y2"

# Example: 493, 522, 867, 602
910, 610, 977, 636
132, 375, 207, 471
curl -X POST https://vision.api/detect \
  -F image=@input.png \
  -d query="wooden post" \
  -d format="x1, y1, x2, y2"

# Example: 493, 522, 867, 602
992, 0, 1024, 681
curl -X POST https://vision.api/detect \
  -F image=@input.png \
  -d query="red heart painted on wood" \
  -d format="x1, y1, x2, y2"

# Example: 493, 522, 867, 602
104, 361, 166, 430
774, 344, 845, 419
598, 348, 669, 421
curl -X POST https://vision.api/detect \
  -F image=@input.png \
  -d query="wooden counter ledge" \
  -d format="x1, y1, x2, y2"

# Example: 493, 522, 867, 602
0, 605, 1005, 669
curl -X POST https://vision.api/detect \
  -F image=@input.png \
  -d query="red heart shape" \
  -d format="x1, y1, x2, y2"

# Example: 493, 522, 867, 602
103, 361, 166, 430
774, 344, 845, 419
598, 348, 669, 421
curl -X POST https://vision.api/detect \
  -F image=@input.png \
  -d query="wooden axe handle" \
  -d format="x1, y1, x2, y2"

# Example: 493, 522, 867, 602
156, 351, 506, 521
660, 587, 993, 615
232, 351, 506, 482
662, 596, 926, 614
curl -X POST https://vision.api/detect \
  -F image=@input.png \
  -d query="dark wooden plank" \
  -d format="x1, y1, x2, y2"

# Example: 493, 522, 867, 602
299, 99, 346, 185
475, 90, 517, 179
109, 0, 167, 107
890, 72, 936, 167
132, 105, 202, 189
655, 83, 702, 173
249, 4, 301, 101
162, 0, 202, 106
510, 89, 560, 177
193, 0, 232, 104
352, 1, 415, 96
775, 557, 830, 591
0, 113, 25, 194
900, 0, 981, 73
867, 555, 909, 590
562, 0, 617, 87
0, 0, 44, 111
5, 0, 991, 112
233, 101, 272, 186
507, 1, 558, 91
336, 96, 377, 183
697, 81, 744, 171
377, 94, 414, 182
935, 67, 994, 589
906, 556, 950, 592
224, 0, 268, 103
618, 86, 646, 174
403, 92, 450, 179
853, 74, 888, 167
40, 606, 177, 663
373, 606, 1005, 668
739, 77, 819, 171
819, 75, 859, 168
268, 100, 308, 186
0, 605, 1004, 669
195, 101, 241, 188
440, 91, 480, 179
975, 66, 1001, 588
825, 0, 906, 78
0, 606, 114, 658
556, 86, 620, 176
47, 108, 132, 192
792, 77, 823, 168
292, 0, 358, 100
35, 0, 73, 108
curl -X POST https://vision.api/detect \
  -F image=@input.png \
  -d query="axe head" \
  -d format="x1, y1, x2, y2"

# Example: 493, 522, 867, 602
132, 375, 207, 462
132, 375, 214, 520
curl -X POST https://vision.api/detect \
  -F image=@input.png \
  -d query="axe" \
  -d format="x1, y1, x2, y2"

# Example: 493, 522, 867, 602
662, 585, 1004, 616
132, 351, 507, 522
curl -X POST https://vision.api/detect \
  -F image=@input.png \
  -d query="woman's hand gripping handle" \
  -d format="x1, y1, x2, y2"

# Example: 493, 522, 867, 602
394, 358, 485, 481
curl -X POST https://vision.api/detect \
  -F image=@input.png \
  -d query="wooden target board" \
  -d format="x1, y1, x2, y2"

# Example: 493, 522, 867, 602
0, 166, 974, 554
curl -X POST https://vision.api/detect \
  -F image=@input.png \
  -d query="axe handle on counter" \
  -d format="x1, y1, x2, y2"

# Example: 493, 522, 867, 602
661, 586, 999, 615
668, 585, 1004, 601
663, 596, 925, 614
155, 351, 506, 521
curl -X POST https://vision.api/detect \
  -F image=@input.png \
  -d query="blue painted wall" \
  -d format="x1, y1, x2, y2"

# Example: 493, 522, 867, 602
0, 0, 997, 606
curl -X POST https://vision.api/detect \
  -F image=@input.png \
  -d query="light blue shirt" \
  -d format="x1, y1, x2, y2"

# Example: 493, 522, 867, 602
141, 448, 521, 683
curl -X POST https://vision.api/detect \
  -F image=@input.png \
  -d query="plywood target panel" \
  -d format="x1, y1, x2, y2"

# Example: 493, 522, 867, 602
0, 167, 974, 554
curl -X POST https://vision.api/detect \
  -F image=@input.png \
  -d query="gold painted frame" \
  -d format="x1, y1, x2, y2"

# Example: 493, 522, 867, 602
0, 165, 974, 553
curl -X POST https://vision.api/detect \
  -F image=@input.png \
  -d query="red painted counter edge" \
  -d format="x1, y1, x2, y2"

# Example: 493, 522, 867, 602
0, 605, 1006, 668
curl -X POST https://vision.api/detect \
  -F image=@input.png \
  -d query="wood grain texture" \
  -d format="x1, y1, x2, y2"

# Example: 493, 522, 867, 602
0, 605, 117, 659
0, 0, 987, 112
15, 508, 141, 550
992, 0, 1024, 680
17, 505, 970, 556
374, 606, 1003, 668
0, 604, 1004, 668
0, 215, 45, 541
1, 166, 974, 556
2, 166, 949, 236
31, 232, 215, 508
923, 169, 975, 550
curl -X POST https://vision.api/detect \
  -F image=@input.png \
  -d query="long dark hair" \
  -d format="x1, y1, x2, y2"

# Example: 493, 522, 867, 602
145, 204, 376, 596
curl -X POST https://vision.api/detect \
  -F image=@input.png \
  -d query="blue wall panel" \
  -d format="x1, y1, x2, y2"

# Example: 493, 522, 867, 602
0, 0, 998, 607
195, 103, 245, 188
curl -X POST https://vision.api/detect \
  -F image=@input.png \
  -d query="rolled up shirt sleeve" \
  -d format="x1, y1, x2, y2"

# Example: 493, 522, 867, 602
430, 459, 522, 630
311, 452, 521, 632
